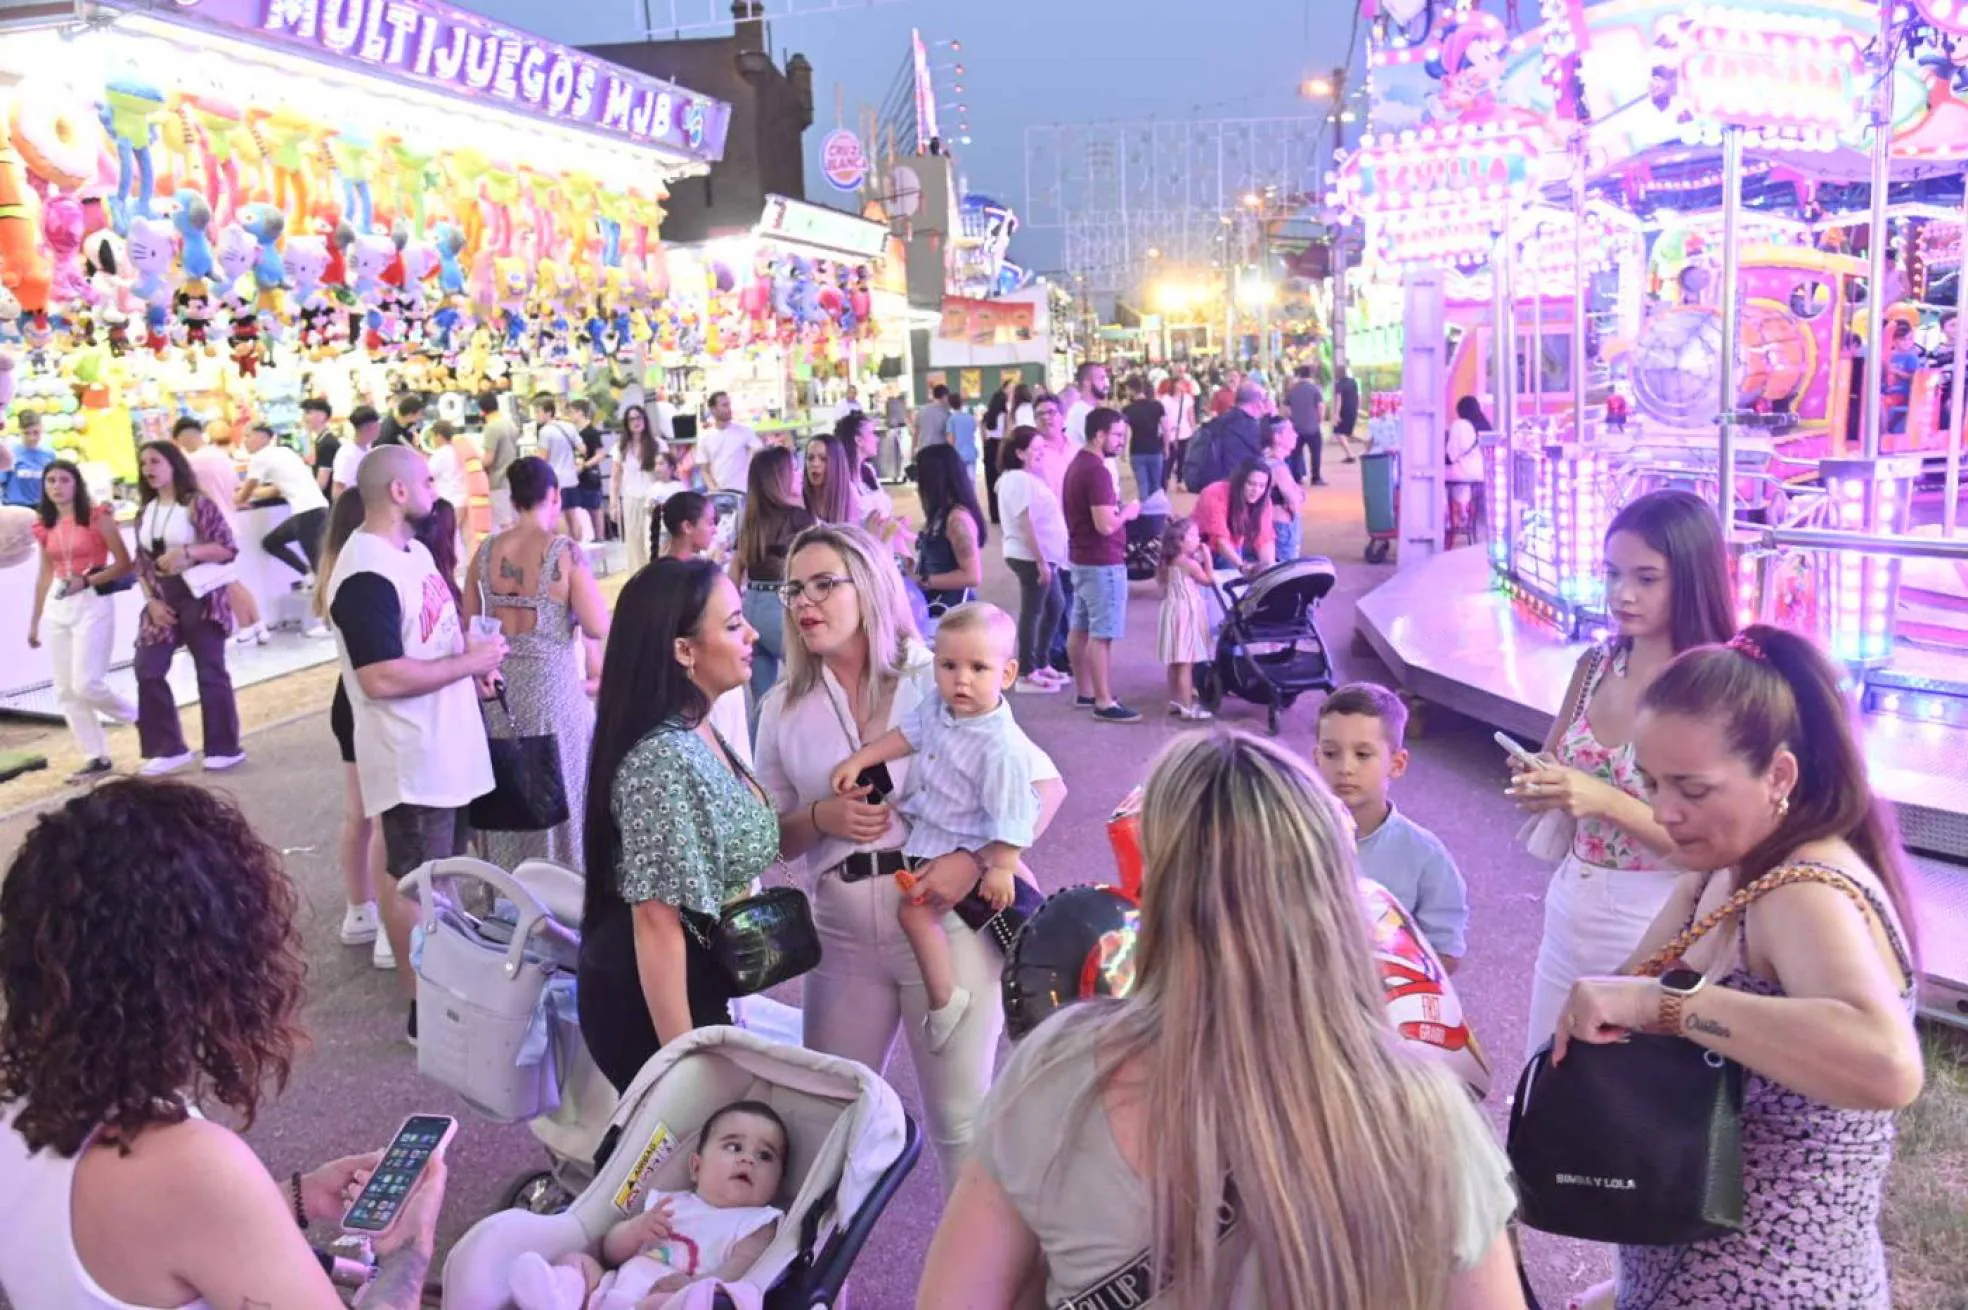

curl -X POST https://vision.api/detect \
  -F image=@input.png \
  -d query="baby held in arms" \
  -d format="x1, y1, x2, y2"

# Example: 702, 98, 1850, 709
509, 1101, 787, 1310
829, 602, 1044, 1054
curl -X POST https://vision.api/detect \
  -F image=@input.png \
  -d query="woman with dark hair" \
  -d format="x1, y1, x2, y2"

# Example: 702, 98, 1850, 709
27, 459, 136, 781
662, 493, 751, 766
733, 446, 815, 723
1192, 457, 1276, 573
578, 559, 771, 1091
615, 404, 664, 572
1445, 396, 1491, 543
131, 439, 243, 776
318, 489, 390, 964
0, 779, 450, 1306
912, 443, 988, 617
995, 426, 1070, 693
465, 456, 610, 870
981, 378, 1016, 524
413, 498, 464, 611
803, 433, 856, 526
834, 410, 894, 527
1513, 488, 1737, 1053
1555, 625, 1923, 1309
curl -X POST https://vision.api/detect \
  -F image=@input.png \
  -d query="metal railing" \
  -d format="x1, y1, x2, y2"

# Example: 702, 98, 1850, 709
1761, 526, 1968, 560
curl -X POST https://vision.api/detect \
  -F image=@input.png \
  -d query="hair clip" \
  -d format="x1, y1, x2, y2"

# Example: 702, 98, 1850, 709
1728, 633, 1767, 663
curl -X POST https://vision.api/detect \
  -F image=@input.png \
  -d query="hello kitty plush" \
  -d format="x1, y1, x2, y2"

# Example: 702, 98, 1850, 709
125, 216, 180, 311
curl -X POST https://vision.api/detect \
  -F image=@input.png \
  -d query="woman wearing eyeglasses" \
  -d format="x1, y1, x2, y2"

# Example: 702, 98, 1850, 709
754, 523, 1066, 1191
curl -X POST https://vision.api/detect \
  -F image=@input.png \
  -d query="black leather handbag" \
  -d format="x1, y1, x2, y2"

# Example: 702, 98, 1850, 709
709, 886, 822, 996
1508, 1033, 1744, 1245
468, 690, 570, 833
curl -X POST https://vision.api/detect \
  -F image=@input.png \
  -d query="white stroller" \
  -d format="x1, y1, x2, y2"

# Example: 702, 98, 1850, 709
439, 1025, 922, 1310
403, 856, 624, 1212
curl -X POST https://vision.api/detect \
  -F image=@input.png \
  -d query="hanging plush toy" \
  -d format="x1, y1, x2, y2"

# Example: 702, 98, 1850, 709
228, 301, 260, 376
345, 230, 396, 308
42, 194, 91, 308
213, 220, 259, 309
237, 203, 286, 303
100, 76, 166, 231
170, 188, 214, 281
125, 214, 179, 311
433, 221, 466, 295
283, 235, 336, 350
172, 279, 215, 351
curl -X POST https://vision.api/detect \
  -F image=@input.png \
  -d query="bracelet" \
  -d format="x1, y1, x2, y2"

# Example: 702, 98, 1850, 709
289, 1169, 310, 1230
809, 799, 822, 837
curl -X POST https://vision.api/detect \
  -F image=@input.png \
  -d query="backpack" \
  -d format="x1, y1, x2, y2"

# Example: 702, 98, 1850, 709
1181, 415, 1232, 493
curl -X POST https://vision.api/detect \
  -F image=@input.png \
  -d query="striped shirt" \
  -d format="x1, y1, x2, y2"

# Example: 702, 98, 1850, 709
896, 697, 1040, 861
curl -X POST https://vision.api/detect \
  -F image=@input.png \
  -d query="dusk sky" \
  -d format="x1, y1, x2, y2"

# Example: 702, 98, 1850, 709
466, 0, 1358, 272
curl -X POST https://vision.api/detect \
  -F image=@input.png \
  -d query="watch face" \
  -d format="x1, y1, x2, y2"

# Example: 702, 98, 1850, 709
1659, 966, 1705, 994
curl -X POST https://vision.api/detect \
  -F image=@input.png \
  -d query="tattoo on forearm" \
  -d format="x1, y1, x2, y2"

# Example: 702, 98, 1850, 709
354, 1247, 431, 1308
1687, 1013, 1731, 1040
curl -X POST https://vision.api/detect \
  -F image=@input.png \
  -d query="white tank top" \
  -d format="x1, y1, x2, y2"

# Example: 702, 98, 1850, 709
637, 1190, 783, 1279
0, 1104, 212, 1310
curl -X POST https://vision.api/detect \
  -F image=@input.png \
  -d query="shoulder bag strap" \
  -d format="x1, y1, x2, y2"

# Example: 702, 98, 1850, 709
1634, 863, 1884, 977
1547, 645, 1603, 750
1053, 1181, 1242, 1310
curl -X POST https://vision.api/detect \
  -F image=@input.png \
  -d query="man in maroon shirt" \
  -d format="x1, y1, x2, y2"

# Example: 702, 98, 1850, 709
1062, 407, 1141, 722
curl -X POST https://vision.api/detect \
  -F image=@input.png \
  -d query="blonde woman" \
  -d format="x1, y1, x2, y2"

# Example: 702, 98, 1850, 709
918, 729, 1523, 1310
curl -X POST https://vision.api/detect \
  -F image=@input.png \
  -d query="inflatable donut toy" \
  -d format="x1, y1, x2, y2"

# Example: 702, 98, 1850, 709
9, 89, 98, 190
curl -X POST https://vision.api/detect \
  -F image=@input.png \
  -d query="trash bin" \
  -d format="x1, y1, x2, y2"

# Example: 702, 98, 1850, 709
1361, 450, 1398, 564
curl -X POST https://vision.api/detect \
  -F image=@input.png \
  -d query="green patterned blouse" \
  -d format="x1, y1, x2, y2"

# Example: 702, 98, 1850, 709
612, 723, 779, 917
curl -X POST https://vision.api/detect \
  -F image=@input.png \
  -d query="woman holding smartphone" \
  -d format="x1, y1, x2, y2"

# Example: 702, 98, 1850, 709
0, 778, 448, 1308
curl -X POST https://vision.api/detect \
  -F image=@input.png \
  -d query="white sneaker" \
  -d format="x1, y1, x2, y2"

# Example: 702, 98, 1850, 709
303, 622, 333, 639
139, 751, 196, 777
255, 624, 272, 645
339, 902, 380, 946
372, 932, 396, 970
232, 623, 260, 645
1014, 676, 1058, 694
923, 987, 971, 1054
202, 752, 246, 772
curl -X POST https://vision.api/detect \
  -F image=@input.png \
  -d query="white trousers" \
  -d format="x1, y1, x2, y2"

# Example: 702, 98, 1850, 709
622, 495, 653, 572
802, 868, 1003, 1192
1524, 852, 1681, 1059
44, 588, 136, 760
490, 488, 515, 530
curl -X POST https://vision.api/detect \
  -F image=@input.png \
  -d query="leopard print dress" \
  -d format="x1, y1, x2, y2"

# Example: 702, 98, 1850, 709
1615, 864, 1916, 1309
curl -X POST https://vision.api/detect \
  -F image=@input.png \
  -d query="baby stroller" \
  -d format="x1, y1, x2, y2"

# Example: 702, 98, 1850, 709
440, 1025, 922, 1310
1195, 556, 1339, 735
403, 857, 623, 1214
1125, 490, 1174, 582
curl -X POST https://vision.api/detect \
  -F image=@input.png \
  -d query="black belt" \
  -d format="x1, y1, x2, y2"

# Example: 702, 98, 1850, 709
745, 580, 783, 593
835, 849, 908, 883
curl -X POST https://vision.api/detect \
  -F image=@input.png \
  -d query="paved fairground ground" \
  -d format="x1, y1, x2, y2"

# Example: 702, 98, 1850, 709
0, 453, 1625, 1307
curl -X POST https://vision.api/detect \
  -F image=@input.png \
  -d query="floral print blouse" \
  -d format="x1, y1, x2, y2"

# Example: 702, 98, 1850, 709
133, 493, 237, 646
613, 723, 779, 918
1553, 644, 1657, 871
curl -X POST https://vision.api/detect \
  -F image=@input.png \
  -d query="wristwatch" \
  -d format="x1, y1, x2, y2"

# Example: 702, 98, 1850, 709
1656, 966, 1708, 1036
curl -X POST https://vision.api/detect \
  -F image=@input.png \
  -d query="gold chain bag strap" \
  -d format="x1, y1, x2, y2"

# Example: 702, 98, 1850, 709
1632, 862, 1879, 979
1517, 645, 1605, 860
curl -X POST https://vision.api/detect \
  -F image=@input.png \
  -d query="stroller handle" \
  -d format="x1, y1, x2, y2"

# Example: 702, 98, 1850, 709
403, 856, 578, 981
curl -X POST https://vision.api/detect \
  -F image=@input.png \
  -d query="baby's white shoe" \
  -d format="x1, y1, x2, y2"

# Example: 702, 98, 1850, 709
924, 987, 971, 1054
509, 1251, 588, 1310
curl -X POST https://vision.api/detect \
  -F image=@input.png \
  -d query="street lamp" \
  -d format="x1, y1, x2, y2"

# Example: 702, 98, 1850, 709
1301, 75, 1335, 98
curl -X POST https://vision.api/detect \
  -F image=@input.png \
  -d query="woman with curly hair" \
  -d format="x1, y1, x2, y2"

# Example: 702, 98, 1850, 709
0, 779, 451, 1307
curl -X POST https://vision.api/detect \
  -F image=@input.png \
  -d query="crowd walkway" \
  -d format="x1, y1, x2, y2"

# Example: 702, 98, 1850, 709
0, 456, 1616, 1305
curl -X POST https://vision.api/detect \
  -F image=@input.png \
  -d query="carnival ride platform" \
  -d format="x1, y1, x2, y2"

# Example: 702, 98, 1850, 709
1357, 547, 1968, 1028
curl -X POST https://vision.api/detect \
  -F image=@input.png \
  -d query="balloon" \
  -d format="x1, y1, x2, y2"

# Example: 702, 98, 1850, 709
1001, 886, 1140, 1041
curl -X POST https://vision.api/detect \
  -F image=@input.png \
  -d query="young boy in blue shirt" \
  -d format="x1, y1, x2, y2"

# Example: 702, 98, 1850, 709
1314, 682, 1469, 970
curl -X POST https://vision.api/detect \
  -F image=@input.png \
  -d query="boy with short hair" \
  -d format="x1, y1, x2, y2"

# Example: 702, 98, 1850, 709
1315, 682, 1469, 970
831, 601, 1045, 1051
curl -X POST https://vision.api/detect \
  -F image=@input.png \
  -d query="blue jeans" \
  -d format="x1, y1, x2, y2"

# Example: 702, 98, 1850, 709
740, 584, 786, 735
1130, 453, 1165, 500
1049, 568, 1074, 670
1274, 516, 1301, 563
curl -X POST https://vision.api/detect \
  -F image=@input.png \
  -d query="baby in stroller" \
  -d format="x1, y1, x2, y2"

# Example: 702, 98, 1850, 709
829, 601, 1045, 1053
508, 1099, 788, 1310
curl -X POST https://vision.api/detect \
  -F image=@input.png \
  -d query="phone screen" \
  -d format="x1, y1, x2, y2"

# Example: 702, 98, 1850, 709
857, 762, 895, 803
342, 1115, 453, 1234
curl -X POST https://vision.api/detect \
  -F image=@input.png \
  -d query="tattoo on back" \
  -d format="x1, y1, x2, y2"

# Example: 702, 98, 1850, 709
498, 554, 525, 586
1687, 1013, 1731, 1040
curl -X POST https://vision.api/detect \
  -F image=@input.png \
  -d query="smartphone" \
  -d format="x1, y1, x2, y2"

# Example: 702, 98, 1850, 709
1494, 730, 1540, 766
856, 762, 895, 803
341, 1114, 457, 1236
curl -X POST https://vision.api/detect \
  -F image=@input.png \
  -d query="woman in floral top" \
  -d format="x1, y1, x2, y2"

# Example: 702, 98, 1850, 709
577, 557, 777, 1091
130, 441, 243, 777
1510, 490, 1734, 1056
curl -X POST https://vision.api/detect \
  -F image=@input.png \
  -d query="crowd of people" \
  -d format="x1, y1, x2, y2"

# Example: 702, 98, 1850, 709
0, 358, 1934, 1310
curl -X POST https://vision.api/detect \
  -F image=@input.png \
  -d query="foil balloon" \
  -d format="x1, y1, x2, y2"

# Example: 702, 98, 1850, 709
1360, 879, 1492, 1098
1001, 885, 1141, 1041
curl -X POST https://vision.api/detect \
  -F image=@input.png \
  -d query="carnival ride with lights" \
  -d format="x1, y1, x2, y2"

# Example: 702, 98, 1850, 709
1344, 0, 1968, 1024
